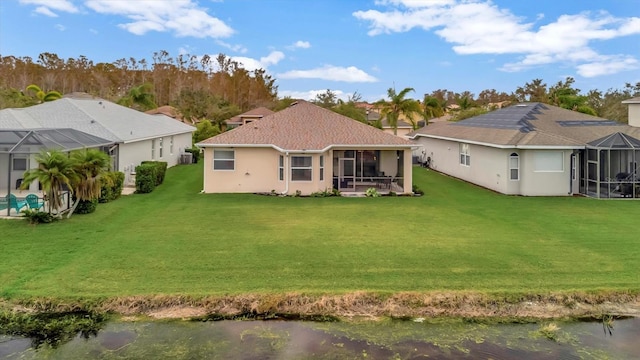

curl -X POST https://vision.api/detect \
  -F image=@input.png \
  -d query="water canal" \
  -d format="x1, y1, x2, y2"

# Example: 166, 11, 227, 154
1, 317, 638, 359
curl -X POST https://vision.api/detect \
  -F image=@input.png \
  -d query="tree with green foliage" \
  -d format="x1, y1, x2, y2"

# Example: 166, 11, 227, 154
25, 84, 62, 103
67, 149, 111, 218
21, 149, 76, 216
375, 87, 423, 133
422, 95, 445, 124
547, 77, 597, 115
117, 83, 157, 111
193, 120, 222, 143
313, 89, 339, 109
0, 88, 38, 109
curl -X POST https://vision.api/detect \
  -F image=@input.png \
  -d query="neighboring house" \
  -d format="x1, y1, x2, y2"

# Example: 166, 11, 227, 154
0, 96, 195, 186
197, 100, 414, 195
145, 105, 195, 125
225, 107, 274, 129
408, 102, 640, 198
365, 110, 421, 137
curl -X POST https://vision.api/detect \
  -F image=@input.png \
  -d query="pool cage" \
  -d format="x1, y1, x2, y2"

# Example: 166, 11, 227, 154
580, 132, 640, 198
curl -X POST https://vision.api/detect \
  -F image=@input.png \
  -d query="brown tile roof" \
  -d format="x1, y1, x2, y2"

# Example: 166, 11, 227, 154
197, 100, 413, 150
409, 103, 640, 148
226, 107, 275, 124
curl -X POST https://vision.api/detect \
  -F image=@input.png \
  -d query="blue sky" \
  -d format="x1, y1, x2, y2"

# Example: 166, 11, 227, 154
1, 0, 640, 102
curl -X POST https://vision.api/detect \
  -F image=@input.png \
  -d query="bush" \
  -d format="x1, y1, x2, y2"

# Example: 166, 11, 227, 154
21, 209, 56, 224
75, 198, 98, 214
365, 187, 380, 197
184, 147, 201, 163
135, 163, 157, 193
99, 171, 125, 203
141, 161, 167, 186
412, 184, 424, 196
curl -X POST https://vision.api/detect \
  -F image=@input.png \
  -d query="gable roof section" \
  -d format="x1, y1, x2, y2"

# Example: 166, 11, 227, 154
198, 100, 413, 151
0, 98, 195, 143
409, 103, 640, 148
226, 107, 275, 125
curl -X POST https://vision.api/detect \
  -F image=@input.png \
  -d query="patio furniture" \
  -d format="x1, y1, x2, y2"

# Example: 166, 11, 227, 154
5, 194, 27, 213
25, 194, 45, 210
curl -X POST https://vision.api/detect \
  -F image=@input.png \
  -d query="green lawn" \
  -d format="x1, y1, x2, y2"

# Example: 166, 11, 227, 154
1, 163, 639, 299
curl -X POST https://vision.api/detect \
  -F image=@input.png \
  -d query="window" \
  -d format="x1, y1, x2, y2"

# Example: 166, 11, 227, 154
534, 151, 564, 172
151, 139, 155, 160
170, 136, 174, 155
319, 155, 324, 181
509, 153, 519, 180
459, 143, 470, 166
279, 155, 284, 181
213, 149, 235, 170
12, 157, 28, 171
291, 155, 312, 181
159, 137, 163, 158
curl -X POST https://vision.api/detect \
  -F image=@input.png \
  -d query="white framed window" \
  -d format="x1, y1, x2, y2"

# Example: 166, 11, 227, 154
278, 155, 284, 181
213, 149, 235, 170
151, 139, 155, 160
170, 136, 174, 155
534, 151, 564, 172
12, 157, 28, 171
319, 155, 324, 181
459, 143, 470, 166
159, 137, 163, 158
291, 155, 312, 181
509, 153, 519, 181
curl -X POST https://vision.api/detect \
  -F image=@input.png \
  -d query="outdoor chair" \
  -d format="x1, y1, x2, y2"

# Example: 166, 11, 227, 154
7, 194, 28, 213
25, 194, 45, 210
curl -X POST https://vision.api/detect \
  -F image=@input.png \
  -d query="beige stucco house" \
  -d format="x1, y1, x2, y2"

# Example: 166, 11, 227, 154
225, 107, 274, 129
408, 102, 640, 198
196, 100, 414, 195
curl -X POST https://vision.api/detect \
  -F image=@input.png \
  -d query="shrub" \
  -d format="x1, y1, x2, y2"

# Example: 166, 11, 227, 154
365, 187, 380, 197
135, 163, 157, 193
412, 184, 424, 196
74, 198, 98, 214
21, 209, 56, 224
141, 161, 167, 185
99, 171, 125, 203
310, 188, 338, 197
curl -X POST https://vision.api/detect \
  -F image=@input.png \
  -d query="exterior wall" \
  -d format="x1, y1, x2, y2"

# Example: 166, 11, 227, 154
382, 127, 413, 138
202, 147, 333, 195
415, 137, 573, 196
119, 133, 192, 184
628, 103, 640, 128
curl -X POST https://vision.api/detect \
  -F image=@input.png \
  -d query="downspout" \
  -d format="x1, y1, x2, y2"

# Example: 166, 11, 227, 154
568, 151, 577, 195
282, 151, 289, 195
6, 153, 11, 216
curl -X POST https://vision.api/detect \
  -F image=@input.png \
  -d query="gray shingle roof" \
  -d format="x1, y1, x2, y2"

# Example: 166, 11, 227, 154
0, 98, 195, 143
197, 100, 413, 151
409, 103, 640, 148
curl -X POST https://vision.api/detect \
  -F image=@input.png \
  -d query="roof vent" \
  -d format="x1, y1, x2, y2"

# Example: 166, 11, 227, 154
290, 101, 298, 107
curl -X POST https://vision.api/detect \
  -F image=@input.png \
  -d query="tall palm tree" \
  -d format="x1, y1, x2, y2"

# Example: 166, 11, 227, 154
26, 84, 63, 103
67, 148, 111, 218
423, 95, 445, 125
21, 149, 76, 216
375, 87, 423, 134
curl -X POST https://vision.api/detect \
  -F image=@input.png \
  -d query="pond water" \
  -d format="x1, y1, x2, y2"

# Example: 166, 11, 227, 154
1, 317, 638, 359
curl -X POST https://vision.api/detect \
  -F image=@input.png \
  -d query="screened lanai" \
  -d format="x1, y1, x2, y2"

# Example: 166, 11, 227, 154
1, 129, 114, 216
580, 132, 640, 198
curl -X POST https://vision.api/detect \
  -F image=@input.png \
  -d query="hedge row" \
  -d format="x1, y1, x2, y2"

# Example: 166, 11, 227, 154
135, 161, 167, 194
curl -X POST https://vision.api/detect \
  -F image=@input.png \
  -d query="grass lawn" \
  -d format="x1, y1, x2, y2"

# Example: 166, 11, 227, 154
1, 163, 639, 299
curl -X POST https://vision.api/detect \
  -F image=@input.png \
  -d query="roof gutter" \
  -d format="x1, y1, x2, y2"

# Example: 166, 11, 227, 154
195, 143, 414, 153
411, 133, 584, 150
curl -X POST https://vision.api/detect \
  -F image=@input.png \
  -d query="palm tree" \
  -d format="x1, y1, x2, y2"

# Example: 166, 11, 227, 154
67, 148, 111, 218
375, 87, 423, 134
423, 95, 445, 125
21, 149, 76, 216
26, 84, 62, 103
117, 83, 157, 111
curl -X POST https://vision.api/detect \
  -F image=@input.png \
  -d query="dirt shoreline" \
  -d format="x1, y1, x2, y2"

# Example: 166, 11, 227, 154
4, 291, 640, 321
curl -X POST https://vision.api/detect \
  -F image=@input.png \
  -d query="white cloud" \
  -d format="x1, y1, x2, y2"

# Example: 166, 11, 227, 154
84, 0, 234, 38
20, 0, 79, 16
354, 1, 640, 77
54, 24, 66, 31
278, 65, 379, 82
215, 40, 248, 54
576, 56, 639, 77
292, 40, 311, 49
231, 51, 285, 71
34, 6, 58, 17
